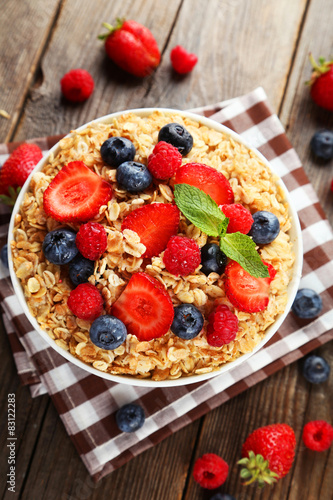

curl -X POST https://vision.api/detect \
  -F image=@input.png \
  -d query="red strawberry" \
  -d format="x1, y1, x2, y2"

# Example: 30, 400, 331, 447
224, 260, 276, 313
170, 45, 198, 74
99, 19, 160, 78
308, 54, 333, 111
43, 161, 112, 223
174, 163, 234, 205
111, 272, 174, 341
121, 203, 180, 258
238, 423, 296, 486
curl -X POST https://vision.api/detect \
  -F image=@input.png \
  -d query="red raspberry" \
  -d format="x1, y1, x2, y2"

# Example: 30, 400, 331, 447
75, 222, 107, 260
302, 420, 333, 451
67, 283, 104, 321
219, 203, 254, 234
170, 45, 198, 74
193, 453, 229, 489
60, 69, 94, 103
163, 235, 201, 276
206, 304, 238, 347
148, 141, 182, 179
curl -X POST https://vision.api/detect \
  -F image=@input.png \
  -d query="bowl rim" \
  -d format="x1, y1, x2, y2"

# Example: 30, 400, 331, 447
8, 107, 303, 387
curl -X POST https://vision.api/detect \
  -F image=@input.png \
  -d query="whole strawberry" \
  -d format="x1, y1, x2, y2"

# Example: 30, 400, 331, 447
238, 423, 296, 486
308, 54, 333, 111
99, 18, 160, 78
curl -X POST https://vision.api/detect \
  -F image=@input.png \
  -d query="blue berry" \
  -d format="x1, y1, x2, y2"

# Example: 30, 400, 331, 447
310, 130, 333, 161
116, 161, 152, 193
158, 123, 193, 156
42, 229, 78, 265
89, 315, 127, 350
200, 243, 227, 276
292, 288, 323, 319
249, 211, 280, 244
210, 494, 236, 500
116, 403, 145, 433
100, 136, 136, 167
303, 355, 330, 384
171, 304, 204, 340
1, 244, 9, 268
69, 254, 94, 287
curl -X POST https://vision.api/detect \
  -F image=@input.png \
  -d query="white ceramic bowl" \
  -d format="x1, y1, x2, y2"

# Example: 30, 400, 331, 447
8, 108, 303, 387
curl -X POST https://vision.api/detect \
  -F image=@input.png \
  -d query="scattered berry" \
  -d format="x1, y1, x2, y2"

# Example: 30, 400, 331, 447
67, 283, 104, 321
69, 254, 94, 287
175, 163, 234, 205
302, 420, 333, 451
210, 494, 235, 500
111, 272, 174, 341
220, 203, 253, 234
60, 69, 94, 103
163, 235, 201, 276
43, 161, 112, 223
99, 19, 160, 78
75, 222, 108, 260
158, 123, 193, 156
292, 288, 323, 319
200, 243, 227, 276
147, 141, 182, 179
121, 203, 180, 258
302, 354, 330, 383
89, 315, 127, 350
193, 453, 229, 489
248, 211, 280, 244
171, 304, 204, 340
308, 54, 333, 111
42, 229, 78, 265
310, 130, 333, 161
100, 136, 136, 167
116, 403, 145, 433
116, 161, 152, 192
206, 305, 238, 347
170, 45, 198, 74
1, 244, 9, 268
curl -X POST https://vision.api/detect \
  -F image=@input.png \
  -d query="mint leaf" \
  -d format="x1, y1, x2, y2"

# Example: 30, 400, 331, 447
219, 233, 269, 278
218, 217, 229, 238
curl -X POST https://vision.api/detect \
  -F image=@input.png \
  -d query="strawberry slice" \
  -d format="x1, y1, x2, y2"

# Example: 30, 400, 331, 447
111, 272, 174, 341
174, 163, 234, 205
224, 260, 276, 313
43, 161, 112, 223
121, 203, 180, 258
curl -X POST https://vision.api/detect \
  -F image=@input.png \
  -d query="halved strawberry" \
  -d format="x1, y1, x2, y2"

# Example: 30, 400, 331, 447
224, 260, 276, 313
121, 203, 180, 258
111, 272, 174, 341
174, 163, 234, 205
43, 161, 112, 223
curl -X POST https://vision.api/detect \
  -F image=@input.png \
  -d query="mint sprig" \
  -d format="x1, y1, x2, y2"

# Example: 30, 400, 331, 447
174, 184, 269, 278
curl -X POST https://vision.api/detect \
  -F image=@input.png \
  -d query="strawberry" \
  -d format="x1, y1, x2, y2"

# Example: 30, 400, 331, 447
121, 203, 180, 258
238, 423, 296, 486
0, 143, 43, 205
99, 18, 161, 78
174, 163, 234, 205
111, 272, 174, 341
308, 54, 333, 111
43, 161, 112, 223
224, 260, 276, 313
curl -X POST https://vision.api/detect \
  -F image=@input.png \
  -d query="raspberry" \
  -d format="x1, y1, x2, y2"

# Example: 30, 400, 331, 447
163, 235, 201, 276
67, 283, 103, 321
60, 69, 94, 102
206, 305, 238, 347
302, 420, 333, 451
193, 453, 229, 489
148, 141, 182, 179
220, 204, 254, 234
75, 222, 107, 260
170, 45, 198, 74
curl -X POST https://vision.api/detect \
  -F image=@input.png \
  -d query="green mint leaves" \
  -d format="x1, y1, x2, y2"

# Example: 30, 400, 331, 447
174, 184, 269, 278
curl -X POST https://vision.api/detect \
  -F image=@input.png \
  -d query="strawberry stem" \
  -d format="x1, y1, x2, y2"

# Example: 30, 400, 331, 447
0, 186, 21, 207
98, 18, 125, 40
238, 451, 279, 488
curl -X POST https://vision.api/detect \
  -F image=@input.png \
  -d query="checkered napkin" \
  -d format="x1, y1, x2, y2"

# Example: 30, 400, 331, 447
1, 87, 333, 481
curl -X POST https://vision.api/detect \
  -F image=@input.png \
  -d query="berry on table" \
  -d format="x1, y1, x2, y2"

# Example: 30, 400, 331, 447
248, 211, 280, 244
170, 45, 198, 74
291, 288, 323, 319
310, 130, 333, 161
89, 315, 127, 350
67, 283, 104, 321
206, 305, 238, 347
116, 161, 152, 192
200, 243, 227, 276
100, 136, 136, 167
158, 123, 193, 156
1, 244, 9, 268
302, 354, 330, 383
210, 494, 236, 500
220, 203, 254, 234
308, 54, 333, 112
69, 254, 95, 287
163, 235, 201, 276
116, 403, 145, 433
60, 69, 94, 103
171, 304, 204, 340
147, 141, 182, 179
42, 228, 78, 265
193, 453, 229, 489
75, 222, 108, 261
302, 420, 333, 451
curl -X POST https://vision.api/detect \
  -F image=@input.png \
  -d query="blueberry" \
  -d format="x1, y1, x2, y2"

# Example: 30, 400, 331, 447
1, 244, 9, 268
42, 229, 78, 265
292, 288, 323, 319
248, 211, 280, 245
200, 243, 227, 276
303, 355, 330, 383
100, 136, 136, 168
116, 161, 152, 193
69, 254, 94, 287
310, 130, 333, 161
158, 123, 193, 156
171, 304, 204, 340
116, 403, 145, 433
89, 315, 127, 350
210, 494, 236, 500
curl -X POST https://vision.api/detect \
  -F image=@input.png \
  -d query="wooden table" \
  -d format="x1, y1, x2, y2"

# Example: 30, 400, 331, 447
0, 1, 332, 499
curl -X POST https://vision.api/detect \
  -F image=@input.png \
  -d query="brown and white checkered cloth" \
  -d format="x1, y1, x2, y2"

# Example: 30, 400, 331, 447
1, 87, 333, 481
